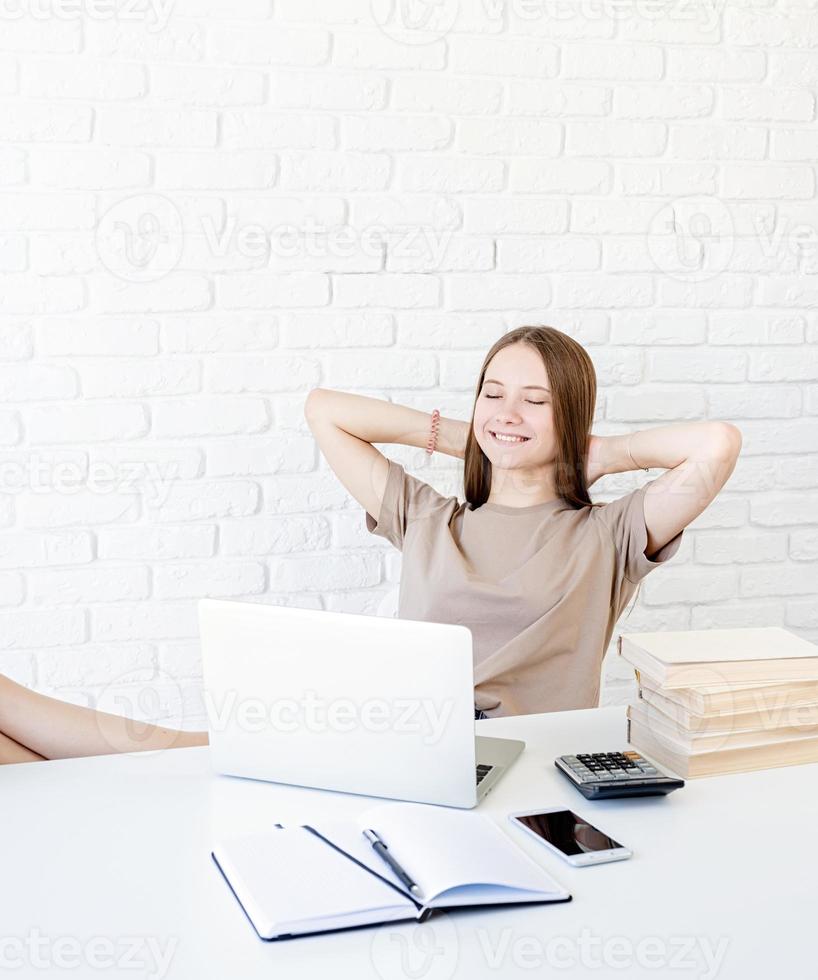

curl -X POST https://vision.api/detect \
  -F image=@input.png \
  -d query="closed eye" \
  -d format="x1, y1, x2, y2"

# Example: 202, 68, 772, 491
485, 395, 546, 405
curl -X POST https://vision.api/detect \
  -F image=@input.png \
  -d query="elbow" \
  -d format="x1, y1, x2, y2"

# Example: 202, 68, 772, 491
709, 421, 742, 459
304, 387, 327, 421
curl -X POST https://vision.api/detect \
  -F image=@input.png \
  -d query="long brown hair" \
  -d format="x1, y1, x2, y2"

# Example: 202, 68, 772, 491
464, 326, 603, 512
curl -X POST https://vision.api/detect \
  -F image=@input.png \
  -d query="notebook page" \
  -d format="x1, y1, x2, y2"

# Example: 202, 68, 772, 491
357, 802, 569, 907
303, 818, 419, 898
213, 826, 417, 937
302, 819, 516, 907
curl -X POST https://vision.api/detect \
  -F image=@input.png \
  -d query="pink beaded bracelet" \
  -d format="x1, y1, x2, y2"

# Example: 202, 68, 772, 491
425, 408, 441, 455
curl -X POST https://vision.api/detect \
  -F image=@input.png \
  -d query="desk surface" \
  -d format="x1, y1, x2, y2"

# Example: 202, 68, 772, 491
1, 705, 813, 979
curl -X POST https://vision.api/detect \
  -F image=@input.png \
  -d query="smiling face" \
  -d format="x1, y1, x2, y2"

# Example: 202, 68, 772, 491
473, 343, 557, 482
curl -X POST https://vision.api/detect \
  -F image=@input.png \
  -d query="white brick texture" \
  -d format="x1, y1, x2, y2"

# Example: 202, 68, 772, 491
0, 6, 815, 724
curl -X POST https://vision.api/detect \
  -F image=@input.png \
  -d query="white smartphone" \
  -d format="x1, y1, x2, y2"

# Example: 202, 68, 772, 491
508, 807, 632, 867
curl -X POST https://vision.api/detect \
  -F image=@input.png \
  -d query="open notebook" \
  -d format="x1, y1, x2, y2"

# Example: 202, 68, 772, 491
212, 801, 571, 940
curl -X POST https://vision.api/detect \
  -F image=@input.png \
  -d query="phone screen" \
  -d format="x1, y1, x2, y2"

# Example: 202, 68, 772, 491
513, 810, 624, 855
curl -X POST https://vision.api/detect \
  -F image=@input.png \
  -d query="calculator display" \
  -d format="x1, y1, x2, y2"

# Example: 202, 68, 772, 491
513, 810, 625, 856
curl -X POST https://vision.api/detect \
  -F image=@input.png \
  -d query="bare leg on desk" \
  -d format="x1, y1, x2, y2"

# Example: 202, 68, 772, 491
0, 673, 209, 765
0, 728, 45, 764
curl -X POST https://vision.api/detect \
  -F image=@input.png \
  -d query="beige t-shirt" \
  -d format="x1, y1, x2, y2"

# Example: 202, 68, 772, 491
365, 458, 684, 718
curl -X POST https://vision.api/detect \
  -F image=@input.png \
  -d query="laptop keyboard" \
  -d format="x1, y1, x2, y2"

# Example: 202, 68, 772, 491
476, 764, 493, 785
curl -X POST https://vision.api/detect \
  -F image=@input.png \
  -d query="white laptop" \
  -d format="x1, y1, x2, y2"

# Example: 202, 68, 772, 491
198, 599, 524, 809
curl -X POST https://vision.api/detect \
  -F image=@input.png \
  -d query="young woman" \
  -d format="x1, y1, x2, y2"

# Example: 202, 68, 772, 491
306, 325, 742, 719
0, 323, 740, 763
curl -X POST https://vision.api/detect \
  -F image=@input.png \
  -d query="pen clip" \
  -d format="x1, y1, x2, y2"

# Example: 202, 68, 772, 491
362, 827, 422, 898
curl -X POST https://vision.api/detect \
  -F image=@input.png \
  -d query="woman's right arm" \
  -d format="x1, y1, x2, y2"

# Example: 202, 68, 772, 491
304, 388, 469, 523
305, 388, 468, 460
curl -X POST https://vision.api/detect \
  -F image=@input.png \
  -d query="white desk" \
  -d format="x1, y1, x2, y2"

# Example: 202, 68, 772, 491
1, 706, 812, 979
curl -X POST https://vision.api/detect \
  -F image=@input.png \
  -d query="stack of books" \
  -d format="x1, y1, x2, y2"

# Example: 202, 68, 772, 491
617, 626, 818, 778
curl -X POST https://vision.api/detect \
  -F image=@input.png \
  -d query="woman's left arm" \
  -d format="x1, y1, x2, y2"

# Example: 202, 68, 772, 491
586, 422, 742, 557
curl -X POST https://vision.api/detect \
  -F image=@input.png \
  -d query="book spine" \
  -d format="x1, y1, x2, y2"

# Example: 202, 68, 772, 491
626, 723, 690, 777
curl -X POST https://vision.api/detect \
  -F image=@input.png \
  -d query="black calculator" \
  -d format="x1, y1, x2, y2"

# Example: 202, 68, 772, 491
555, 751, 684, 799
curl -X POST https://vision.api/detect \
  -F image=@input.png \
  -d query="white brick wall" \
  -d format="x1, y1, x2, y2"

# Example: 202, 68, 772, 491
1, 1, 816, 729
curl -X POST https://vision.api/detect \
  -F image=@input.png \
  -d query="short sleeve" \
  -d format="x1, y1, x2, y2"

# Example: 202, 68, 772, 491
596, 479, 684, 585
364, 458, 454, 552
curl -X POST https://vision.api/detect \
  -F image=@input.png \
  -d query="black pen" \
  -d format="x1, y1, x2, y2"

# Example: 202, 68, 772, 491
363, 829, 422, 896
